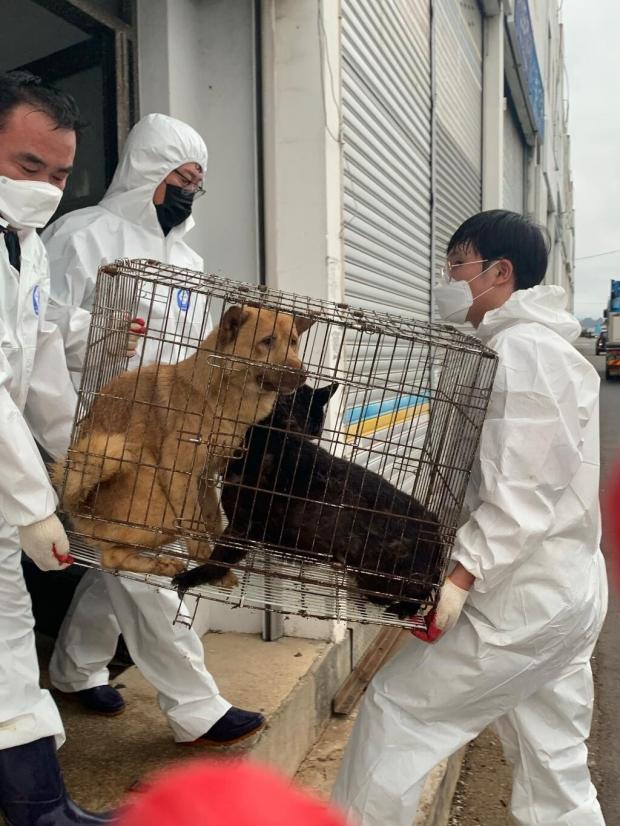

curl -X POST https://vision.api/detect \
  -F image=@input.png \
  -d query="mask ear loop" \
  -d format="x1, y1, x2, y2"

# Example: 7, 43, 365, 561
466, 260, 503, 302
471, 283, 497, 304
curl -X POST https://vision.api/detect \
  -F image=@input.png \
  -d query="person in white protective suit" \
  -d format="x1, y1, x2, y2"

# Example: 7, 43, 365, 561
42, 113, 265, 745
331, 210, 608, 826
0, 71, 114, 824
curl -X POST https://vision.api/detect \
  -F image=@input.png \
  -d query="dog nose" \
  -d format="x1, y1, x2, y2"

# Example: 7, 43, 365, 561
287, 366, 307, 384
278, 367, 307, 393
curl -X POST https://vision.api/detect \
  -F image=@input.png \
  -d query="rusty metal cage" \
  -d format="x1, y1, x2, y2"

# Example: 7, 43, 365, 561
55, 259, 498, 629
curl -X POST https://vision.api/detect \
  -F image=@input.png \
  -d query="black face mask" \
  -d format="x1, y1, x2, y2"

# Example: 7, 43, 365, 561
155, 184, 195, 236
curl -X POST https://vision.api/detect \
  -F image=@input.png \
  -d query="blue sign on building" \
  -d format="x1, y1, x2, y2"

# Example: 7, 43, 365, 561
513, 0, 545, 138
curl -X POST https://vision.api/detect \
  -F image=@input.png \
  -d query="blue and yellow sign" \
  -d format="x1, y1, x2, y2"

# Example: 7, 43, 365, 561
343, 394, 430, 442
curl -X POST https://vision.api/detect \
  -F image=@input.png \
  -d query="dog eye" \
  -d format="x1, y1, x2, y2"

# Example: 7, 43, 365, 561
261, 336, 275, 347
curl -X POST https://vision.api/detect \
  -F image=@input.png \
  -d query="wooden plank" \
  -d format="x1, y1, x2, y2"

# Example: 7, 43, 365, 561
333, 626, 405, 715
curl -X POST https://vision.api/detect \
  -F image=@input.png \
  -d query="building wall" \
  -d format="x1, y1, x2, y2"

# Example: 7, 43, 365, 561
517, 0, 575, 295
137, 0, 261, 284
481, 0, 573, 298
135, 0, 574, 308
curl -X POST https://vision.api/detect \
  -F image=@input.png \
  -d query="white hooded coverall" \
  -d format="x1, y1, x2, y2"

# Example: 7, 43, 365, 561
331, 286, 608, 826
42, 113, 231, 741
0, 226, 77, 749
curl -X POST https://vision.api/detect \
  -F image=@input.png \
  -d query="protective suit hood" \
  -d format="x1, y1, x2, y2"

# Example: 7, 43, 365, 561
43, 113, 210, 376
100, 113, 208, 235
476, 284, 581, 344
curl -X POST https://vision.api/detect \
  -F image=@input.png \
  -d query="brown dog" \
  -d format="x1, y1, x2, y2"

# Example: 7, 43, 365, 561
53, 305, 312, 576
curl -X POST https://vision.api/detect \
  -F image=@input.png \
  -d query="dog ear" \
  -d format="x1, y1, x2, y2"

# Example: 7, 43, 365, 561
294, 315, 315, 335
218, 305, 250, 345
315, 382, 339, 405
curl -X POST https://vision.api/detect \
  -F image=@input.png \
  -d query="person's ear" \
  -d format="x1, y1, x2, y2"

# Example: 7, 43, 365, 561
495, 258, 515, 288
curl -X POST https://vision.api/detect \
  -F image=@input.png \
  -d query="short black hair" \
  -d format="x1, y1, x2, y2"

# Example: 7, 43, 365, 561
0, 70, 82, 133
447, 209, 550, 290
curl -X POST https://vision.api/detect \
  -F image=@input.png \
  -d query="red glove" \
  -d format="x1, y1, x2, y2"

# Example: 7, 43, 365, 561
19, 514, 75, 571
411, 578, 469, 643
127, 317, 146, 357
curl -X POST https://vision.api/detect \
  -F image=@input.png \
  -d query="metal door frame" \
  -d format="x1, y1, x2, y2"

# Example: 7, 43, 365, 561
31, 0, 138, 150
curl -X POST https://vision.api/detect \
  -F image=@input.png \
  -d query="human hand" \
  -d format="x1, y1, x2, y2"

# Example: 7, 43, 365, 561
411, 577, 470, 643
127, 317, 146, 357
18, 514, 74, 571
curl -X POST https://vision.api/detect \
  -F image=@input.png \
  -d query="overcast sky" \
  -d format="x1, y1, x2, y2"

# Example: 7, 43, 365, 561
563, 0, 620, 319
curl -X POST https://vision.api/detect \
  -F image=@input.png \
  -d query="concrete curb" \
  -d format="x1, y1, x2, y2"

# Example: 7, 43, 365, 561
251, 632, 352, 773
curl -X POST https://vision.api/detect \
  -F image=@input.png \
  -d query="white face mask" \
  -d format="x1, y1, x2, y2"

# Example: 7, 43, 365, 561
434, 262, 498, 324
0, 176, 63, 230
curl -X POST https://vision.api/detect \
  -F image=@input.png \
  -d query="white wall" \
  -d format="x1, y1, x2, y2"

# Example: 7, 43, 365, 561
137, 0, 261, 283
482, 10, 504, 209
260, 0, 344, 303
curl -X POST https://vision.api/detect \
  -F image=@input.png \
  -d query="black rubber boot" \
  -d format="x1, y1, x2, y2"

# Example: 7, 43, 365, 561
0, 736, 116, 825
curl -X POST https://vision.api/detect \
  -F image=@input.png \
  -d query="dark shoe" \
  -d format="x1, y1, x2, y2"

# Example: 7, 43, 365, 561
0, 736, 115, 824
75, 686, 125, 716
186, 707, 265, 746
110, 636, 134, 672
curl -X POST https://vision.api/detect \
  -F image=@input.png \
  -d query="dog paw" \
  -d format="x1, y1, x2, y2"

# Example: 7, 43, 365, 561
153, 555, 186, 578
215, 570, 239, 589
171, 571, 191, 596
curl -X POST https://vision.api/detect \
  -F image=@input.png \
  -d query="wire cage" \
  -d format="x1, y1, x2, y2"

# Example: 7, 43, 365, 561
54, 259, 498, 629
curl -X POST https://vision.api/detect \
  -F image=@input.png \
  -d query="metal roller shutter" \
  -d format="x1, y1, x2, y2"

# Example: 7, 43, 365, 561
340, 0, 434, 489
434, 1, 483, 264
341, 0, 432, 320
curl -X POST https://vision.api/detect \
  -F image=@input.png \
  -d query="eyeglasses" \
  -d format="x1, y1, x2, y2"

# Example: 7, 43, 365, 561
171, 169, 206, 199
439, 259, 493, 282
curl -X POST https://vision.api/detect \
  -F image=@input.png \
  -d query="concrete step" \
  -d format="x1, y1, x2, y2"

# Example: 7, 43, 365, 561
36, 630, 352, 812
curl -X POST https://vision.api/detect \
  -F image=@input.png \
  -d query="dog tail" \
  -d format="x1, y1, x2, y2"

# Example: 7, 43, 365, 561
53, 432, 132, 509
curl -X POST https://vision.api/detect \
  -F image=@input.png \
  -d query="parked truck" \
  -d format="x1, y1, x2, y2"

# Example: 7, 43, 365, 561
605, 280, 620, 380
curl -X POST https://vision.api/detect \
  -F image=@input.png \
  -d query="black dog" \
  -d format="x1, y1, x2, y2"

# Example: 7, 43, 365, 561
173, 384, 443, 617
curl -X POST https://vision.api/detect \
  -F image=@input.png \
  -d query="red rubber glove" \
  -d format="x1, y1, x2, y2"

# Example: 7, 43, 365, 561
127, 317, 146, 357
412, 578, 469, 643
18, 514, 75, 571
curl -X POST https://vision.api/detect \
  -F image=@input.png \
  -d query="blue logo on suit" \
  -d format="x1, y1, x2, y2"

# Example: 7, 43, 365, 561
177, 288, 190, 311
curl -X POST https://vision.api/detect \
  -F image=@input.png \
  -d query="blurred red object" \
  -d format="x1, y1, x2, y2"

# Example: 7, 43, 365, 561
605, 459, 620, 593
117, 759, 349, 826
